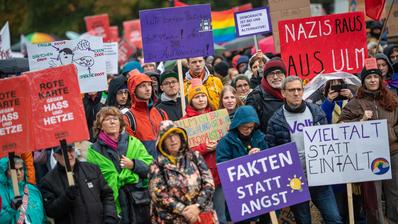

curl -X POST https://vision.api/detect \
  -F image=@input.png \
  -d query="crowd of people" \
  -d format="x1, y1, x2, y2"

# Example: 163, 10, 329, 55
1, 18, 398, 224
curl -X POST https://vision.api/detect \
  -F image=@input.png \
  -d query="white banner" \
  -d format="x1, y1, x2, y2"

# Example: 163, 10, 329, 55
27, 36, 107, 93
234, 7, 272, 37
304, 120, 391, 186
0, 22, 11, 59
104, 42, 118, 74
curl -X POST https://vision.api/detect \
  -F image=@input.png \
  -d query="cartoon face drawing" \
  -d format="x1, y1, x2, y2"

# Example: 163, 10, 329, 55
58, 48, 74, 65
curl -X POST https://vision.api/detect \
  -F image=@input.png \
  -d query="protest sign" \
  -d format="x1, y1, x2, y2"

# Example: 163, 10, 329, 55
0, 22, 11, 59
234, 7, 272, 37
174, 109, 230, 147
269, 0, 311, 52
387, 2, 398, 37
27, 36, 107, 93
109, 26, 120, 42
279, 11, 367, 80
217, 142, 311, 223
24, 64, 89, 149
84, 14, 111, 42
303, 120, 391, 186
0, 76, 32, 156
139, 4, 214, 63
104, 42, 118, 74
123, 19, 142, 49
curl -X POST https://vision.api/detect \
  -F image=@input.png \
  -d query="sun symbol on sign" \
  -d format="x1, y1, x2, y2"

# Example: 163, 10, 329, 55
287, 175, 304, 192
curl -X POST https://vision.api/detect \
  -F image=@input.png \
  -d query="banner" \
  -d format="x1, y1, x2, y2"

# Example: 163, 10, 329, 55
109, 26, 120, 42
217, 142, 311, 223
84, 14, 111, 42
123, 19, 142, 49
279, 11, 367, 80
234, 7, 272, 37
0, 22, 11, 59
303, 120, 391, 186
0, 76, 32, 156
104, 42, 118, 74
140, 4, 214, 62
27, 36, 107, 93
175, 109, 230, 147
24, 64, 89, 149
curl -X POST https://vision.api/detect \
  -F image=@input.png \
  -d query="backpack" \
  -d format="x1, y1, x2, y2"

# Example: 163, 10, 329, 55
124, 108, 166, 134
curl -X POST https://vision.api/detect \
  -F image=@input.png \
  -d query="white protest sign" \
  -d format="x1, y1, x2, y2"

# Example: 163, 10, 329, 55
304, 120, 391, 186
0, 22, 11, 59
27, 36, 107, 93
234, 7, 272, 37
104, 42, 118, 74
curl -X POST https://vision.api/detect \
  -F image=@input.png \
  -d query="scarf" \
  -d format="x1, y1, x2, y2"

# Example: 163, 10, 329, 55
98, 131, 118, 151
260, 78, 284, 100
284, 100, 306, 113
189, 69, 206, 80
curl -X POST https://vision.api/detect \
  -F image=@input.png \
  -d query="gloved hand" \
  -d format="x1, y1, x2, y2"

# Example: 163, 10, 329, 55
11, 196, 23, 210
65, 185, 79, 200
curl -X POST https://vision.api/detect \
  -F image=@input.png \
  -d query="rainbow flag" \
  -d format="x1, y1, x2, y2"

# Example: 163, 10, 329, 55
174, 1, 252, 43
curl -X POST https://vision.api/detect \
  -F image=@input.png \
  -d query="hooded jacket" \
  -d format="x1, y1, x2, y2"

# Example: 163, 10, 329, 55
105, 76, 130, 110
0, 158, 46, 224
184, 67, 223, 109
156, 93, 184, 121
216, 106, 268, 164
376, 53, 394, 79
124, 73, 168, 158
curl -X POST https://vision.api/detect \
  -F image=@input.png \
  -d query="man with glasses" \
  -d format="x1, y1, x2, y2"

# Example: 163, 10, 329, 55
156, 70, 185, 121
266, 76, 342, 224
246, 58, 287, 134
105, 76, 131, 114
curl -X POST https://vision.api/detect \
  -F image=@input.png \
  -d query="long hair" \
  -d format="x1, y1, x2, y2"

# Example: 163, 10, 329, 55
356, 78, 398, 111
219, 85, 243, 110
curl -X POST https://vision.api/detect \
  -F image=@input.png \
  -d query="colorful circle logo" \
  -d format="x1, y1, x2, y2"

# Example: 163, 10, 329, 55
371, 158, 390, 175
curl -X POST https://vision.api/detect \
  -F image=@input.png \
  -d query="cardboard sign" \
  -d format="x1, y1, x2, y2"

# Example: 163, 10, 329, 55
387, 2, 398, 37
140, 4, 214, 63
217, 142, 311, 223
24, 64, 89, 149
279, 12, 367, 80
234, 7, 272, 37
84, 14, 111, 42
0, 22, 11, 59
303, 120, 391, 186
269, 0, 311, 52
175, 109, 230, 148
118, 38, 134, 68
123, 19, 143, 49
27, 36, 107, 93
0, 76, 32, 156
104, 42, 118, 74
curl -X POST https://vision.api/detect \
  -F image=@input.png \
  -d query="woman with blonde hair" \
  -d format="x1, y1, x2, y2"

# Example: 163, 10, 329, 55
219, 85, 243, 120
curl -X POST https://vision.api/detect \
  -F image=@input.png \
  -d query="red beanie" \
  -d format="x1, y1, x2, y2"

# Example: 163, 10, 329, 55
264, 59, 287, 76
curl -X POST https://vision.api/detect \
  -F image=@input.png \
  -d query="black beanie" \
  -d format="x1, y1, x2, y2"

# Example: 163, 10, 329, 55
214, 61, 229, 77
360, 67, 382, 83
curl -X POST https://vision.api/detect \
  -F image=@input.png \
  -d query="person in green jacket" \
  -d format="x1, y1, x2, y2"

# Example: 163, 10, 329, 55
0, 156, 46, 224
86, 106, 153, 224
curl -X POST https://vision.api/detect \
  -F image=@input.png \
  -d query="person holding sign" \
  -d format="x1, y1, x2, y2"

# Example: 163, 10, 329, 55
149, 120, 217, 223
0, 157, 46, 224
266, 76, 342, 223
339, 59, 398, 224
216, 105, 269, 223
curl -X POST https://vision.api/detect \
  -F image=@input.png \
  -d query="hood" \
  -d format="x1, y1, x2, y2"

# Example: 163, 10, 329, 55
185, 66, 211, 82
0, 157, 27, 186
127, 72, 154, 107
156, 126, 188, 164
383, 45, 398, 64
106, 76, 129, 107
230, 105, 260, 130
375, 53, 394, 76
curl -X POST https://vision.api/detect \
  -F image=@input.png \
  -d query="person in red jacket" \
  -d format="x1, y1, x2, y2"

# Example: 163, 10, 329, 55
182, 78, 226, 223
124, 70, 168, 158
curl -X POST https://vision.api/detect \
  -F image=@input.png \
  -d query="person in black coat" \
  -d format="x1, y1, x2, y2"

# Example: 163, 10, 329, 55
105, 75, 131, 113
39, 145, 118, 224
83, 92, 104, 141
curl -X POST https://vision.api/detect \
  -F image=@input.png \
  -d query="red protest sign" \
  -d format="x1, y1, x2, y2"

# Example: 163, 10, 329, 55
24, 64, 89, 149
85, 14, 111, 42
0, 76, 33, 156
110, 26, 120, 42
279, 12, 367, 80
123, 19, 142, 49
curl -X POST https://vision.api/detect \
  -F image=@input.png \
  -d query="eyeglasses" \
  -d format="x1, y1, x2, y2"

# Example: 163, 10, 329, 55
285, 88, 303, 93
162, 80, 178, 86
236, 83, 249, 89
239, 124, 256, 131
117, 89, 129, 96
103, 116, 119, 122
268, 70, 284, 77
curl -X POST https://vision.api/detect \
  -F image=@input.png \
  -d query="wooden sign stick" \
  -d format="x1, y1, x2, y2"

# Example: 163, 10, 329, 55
8, 152, 20, 196
177, 59, 186, 117
270, 211, 278, 224
347, 183, 355, 224
60, 139, 75, 186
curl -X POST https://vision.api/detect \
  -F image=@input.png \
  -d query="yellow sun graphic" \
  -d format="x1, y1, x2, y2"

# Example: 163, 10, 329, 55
287, 175, 304, 192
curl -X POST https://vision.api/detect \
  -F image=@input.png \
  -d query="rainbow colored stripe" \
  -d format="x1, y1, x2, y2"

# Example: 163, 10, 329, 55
371, 158, 390, 175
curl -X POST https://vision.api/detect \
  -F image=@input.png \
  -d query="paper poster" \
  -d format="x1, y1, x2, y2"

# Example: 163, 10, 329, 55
234, 7, 272, 37
0, 22, 11, 59
84, 14, 111, 42
104, 42, 118, 74
27, 36, 107, 93
123, 19, 143, 49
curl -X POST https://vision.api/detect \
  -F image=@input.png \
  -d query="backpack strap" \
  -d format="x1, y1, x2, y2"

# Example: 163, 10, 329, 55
155, 107, 166, 120
124, 110, 137, 133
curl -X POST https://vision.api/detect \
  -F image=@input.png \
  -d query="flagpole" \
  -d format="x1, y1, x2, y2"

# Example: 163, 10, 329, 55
377, 0, 396, 48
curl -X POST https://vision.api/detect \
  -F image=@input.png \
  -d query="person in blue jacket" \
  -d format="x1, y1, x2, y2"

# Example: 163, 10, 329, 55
0, 156, 46, 224
216, 105, 268, 223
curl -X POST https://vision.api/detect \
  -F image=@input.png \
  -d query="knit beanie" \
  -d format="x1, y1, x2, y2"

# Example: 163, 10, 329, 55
214, 61, 229, 77
160, 70, 178, 84
237, 55, 249, 68
121, 61, 144, 75
264, 58, 287, 76
361, 58, 382, 82
187, 78, 209, 103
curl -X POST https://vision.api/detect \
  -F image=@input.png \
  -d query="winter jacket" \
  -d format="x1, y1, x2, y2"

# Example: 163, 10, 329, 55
0, 158, 45, 224
246, 85, 284, 134
321, 99, 348, 124
40, 160, 118, 224
149, 148, 216, 223
86, 133, 153, 216
83, 92, 104, 141
105, 76, 131, 110
124, 73, 168, 158
266, 102, 328, 148
184, 67, 223, 109
339, 90, 398, 155
182, 106, 221, 187
156, 93, 184, 121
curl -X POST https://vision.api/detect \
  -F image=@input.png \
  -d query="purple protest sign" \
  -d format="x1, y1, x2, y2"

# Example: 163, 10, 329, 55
217, 142, 311, 223
139, 4, 214, 63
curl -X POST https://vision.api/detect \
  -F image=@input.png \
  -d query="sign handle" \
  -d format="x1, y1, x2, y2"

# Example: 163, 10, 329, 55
347, 183, 355, 224
377, 0, 396, 47
177, 59, 186, 117
60, 139, 75, 186
270, 211, 278, 224
253, 35, 259, 51
8, 152, 20, 197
